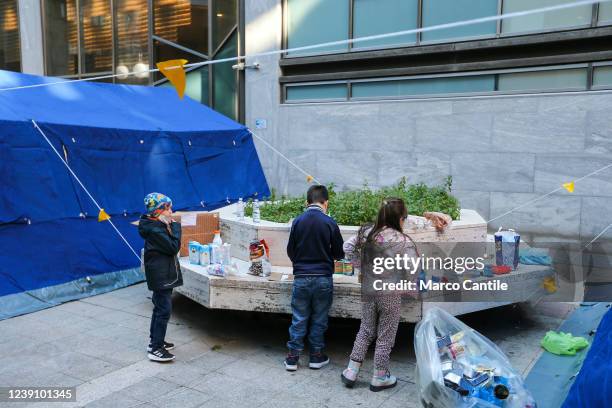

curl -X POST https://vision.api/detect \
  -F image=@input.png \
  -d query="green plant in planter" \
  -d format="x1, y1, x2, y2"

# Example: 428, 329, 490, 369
244, 177, 460, 225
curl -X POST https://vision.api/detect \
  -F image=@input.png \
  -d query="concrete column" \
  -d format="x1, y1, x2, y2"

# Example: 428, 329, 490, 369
18, 0, 45, 75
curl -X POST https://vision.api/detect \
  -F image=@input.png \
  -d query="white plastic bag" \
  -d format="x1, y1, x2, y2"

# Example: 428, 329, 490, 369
415, 307, 536, 408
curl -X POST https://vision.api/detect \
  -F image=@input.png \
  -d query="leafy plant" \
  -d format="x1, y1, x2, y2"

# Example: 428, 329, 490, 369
244, 177, 460, 224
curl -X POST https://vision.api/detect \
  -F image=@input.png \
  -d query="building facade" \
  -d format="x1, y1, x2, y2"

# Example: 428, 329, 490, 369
8, 0, 244, 121
3, 0, 612, 240
244, 0, 612, 241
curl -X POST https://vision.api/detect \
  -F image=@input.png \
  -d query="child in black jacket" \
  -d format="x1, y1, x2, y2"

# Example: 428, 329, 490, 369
138, 193, 182, 362
285, 185, 344, 371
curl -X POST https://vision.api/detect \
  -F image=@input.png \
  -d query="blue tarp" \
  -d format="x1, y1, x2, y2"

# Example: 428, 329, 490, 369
0, 70, 269, 313
562, 306, 612, 408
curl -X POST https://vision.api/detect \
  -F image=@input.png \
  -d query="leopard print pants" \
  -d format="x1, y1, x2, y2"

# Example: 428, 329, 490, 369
349, 294, 402, 371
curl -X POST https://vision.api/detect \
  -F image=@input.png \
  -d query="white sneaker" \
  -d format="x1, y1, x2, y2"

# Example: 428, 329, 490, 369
341, 360, 362, 388
370, 370, 397, 392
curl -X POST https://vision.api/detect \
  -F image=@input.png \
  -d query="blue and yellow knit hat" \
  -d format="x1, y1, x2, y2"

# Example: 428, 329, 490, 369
144, 192, 172, 217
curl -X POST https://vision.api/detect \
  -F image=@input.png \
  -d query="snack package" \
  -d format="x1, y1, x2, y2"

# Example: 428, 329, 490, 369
334, 259, 354, 275
207, 263, 226, 277
248, 239, 271, 277
415, 307, 536, 408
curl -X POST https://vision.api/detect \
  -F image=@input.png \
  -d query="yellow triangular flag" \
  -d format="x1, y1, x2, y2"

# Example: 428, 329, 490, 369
542, 276, 557, 293
306, 175, 314, 183
156, 59, 188, 99
98, 209, 111, 222
562, 181, 575, 193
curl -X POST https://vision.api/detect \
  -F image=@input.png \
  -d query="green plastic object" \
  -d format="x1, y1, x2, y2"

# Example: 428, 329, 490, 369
541, 331, 589, 356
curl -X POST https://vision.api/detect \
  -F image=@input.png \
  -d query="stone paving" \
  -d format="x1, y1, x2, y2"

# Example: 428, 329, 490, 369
0, 283, 566, 408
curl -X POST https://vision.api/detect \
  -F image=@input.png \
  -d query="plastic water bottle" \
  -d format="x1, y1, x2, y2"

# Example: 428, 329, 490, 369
237, 197, 244, 221
213, 230, 223, 246
253, 199, 261, 224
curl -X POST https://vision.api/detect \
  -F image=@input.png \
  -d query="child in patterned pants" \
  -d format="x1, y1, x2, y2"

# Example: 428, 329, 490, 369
340, 198, 418, 392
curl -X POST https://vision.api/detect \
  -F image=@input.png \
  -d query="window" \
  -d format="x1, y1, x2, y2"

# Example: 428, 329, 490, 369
502, 0, 592, 34
80, 0, 113, 74
286, 83, 347, 101
115, 0, 149, 84
421, 0, 497, 42
282, 64, 600, 103
593, 65, 612, 87
153, 0, 208, 56
286, 0, 349, 56
44, 0, 78, 76
351, 75, 495, 98
0, 0, 21, 72
497, 67, 587, 91
352, 0, 417, 49
212, 0, 236, 51
213, 31, 237, 119
599, 3, 612, 24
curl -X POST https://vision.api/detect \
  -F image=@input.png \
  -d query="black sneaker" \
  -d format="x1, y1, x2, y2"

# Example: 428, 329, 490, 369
309, 352, 330, 369
147, 341, 175, 352
284, 352, 299, 371
148, 347, 175, 362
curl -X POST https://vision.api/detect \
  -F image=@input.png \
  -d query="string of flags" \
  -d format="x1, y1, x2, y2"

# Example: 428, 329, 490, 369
488, 162, 612, 224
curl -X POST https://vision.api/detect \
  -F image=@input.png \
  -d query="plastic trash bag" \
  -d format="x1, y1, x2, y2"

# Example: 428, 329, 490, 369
415, 307, 536, 408
540, 331, 588, 356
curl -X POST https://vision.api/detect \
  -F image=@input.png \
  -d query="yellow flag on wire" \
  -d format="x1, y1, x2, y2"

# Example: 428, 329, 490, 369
157, 59, 188, 99
98, 209, 111, 222
542, 276, 557, 293
562, 181, 575, 193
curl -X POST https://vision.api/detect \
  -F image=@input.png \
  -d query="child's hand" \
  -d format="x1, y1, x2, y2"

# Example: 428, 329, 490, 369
158, 215, 172, 225
424, 212, 451, 232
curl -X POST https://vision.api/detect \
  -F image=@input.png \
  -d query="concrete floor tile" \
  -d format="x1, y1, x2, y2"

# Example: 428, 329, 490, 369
40, 351, 120, 382
151, 386, 212, 408
59, 335, 144, 367
172, 340, 212, 362
84, 391, 144, 408
196, 398, 246, 408
216, 359, 272, 381
154, 362, 210, 387
120, 376, 180, 402
190, 373, 274, 406
186, 350, 237, 373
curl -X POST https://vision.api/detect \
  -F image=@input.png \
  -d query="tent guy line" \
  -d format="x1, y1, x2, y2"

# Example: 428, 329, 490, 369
585, 221, 612, 248
249, 130, 321, 185
31, 120, 143, 263
0, 0, 608, 92
487, 162, 612, 224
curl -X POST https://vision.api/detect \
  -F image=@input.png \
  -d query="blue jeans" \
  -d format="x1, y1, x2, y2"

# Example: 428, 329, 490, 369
287, 275, 333, 354
150, 289, 173, 350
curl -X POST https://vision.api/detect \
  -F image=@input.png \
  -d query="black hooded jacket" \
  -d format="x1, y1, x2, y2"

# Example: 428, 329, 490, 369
138, 215, 183, 291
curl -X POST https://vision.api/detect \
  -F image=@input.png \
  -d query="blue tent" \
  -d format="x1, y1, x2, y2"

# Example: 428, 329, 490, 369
0, 70, 270, 319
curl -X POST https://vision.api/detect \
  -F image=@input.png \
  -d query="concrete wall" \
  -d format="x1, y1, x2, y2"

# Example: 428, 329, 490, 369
245, 0, 612, 242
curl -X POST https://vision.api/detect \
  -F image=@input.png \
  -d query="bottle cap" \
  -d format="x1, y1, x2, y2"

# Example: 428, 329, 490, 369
214, 230, 220, 234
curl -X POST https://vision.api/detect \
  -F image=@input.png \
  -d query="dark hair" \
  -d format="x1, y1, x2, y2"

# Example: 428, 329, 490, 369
356, 197, 408, 248
307, 185, 329, 205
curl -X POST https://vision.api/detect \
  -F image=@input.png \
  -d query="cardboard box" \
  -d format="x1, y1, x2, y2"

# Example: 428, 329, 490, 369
170, 212, 220, 256
180, 233, 215, 256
